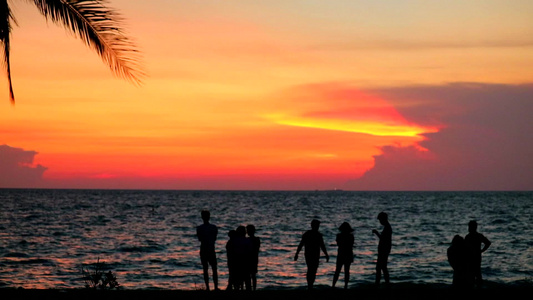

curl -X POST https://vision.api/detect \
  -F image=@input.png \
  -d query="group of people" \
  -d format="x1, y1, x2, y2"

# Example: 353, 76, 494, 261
447, 220, 492, 288
197, 210, 491, 291
196, 210, 260, 291
226, 224, 260, 290
294, 212, 391, 290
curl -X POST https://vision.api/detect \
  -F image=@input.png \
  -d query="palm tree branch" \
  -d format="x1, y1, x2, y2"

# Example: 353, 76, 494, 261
31, 0, 144, 83
0, 0, 15, 102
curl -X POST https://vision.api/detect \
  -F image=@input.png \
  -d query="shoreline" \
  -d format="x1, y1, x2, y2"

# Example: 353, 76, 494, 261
2, 282, 531, 300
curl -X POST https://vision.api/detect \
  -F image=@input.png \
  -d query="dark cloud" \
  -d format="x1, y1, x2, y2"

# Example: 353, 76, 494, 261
0, 145, 48, 188
346, 83, 533, 191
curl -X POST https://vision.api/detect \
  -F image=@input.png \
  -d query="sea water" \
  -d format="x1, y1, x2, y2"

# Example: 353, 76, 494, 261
0, 190, 531, 290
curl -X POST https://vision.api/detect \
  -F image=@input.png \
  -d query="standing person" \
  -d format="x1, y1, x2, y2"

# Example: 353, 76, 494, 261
332, 222, 354, 289
294, 219, 329, 290
233, 225, 252, 290
246, 224, 260, 291
372, 212, 392, 285
465, 220, 491, 287
196, 210, 219, 291
225, 230, 237, 290
447, 235, 469, 288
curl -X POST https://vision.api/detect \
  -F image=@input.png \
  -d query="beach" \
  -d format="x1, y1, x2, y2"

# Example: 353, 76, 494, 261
2, 283, 532, 300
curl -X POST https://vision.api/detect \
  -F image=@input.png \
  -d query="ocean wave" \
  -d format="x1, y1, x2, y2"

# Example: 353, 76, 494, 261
117, 244, 166, 253
0, 190, 531, 289
1, 258, 56, 266
2, 252, 29, 258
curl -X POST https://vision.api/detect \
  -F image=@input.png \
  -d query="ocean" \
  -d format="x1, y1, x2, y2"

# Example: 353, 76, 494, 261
0, 189, 531, 290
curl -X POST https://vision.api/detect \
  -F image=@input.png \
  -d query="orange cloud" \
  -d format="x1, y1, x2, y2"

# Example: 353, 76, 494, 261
264, 83, 439, 138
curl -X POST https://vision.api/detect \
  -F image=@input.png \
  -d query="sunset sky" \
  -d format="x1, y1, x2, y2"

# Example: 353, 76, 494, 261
1, 0, 532, 190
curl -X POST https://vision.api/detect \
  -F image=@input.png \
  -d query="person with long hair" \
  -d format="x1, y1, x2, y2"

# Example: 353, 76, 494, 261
332, 222, 355, 289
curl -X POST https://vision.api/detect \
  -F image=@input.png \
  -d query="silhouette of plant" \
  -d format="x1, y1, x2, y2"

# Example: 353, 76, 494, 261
1, 0, 145, 103
81, 258, 120, 290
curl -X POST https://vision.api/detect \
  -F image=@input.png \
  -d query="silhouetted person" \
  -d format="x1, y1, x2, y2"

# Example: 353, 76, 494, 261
234, 225, 252, 290
447, 235, 469, 288
372, 212, 391, 285
294, 219, 329, 289
465, 220, 491, 287
196, 210, 218, 291
226, 230, 237, 290
247, 224, 260, 291
332, 222, 354, 289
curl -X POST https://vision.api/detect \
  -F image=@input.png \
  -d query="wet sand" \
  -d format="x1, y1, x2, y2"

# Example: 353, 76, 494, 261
2, 283, 531, 300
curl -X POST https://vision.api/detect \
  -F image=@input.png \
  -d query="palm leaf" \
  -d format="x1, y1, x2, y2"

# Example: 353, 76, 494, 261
31, 0, 144, 84
0, 0, 16, 103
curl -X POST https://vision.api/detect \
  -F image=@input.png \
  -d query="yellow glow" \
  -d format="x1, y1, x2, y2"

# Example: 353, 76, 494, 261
267, 114, 437, 137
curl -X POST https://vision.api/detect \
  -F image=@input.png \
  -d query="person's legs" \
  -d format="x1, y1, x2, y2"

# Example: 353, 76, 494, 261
380, 252, 390, 284
208, 253, 218, 290
251, 273, 257, 290
332, 261, 342, 287
243, 272, 251, 291
382, 262, 389, 284
473, 257, 482, 287
201, 256, 210, 290
306, 257, 319, 289
211, 265, 218, 290
375, 264, 381, 285
226, 271, 233, 290
375, 253, 382, 284
376, 252, 390, 285
344, 263, 350, 289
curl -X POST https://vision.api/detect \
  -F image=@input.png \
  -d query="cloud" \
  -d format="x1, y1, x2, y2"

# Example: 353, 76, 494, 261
0, 145, 48, 188
346, 83, 533, 191
265, 82, 438, 137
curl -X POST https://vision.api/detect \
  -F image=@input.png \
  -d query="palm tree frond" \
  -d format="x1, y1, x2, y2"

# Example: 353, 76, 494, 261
32, 0, 145, 84
1, 0, 15, 103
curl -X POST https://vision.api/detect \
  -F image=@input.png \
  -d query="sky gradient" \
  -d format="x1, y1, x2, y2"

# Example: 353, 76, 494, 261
1, 0, 532, 190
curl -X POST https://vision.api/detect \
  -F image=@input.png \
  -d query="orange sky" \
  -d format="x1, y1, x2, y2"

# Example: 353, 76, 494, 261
1, 1, 532, 190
